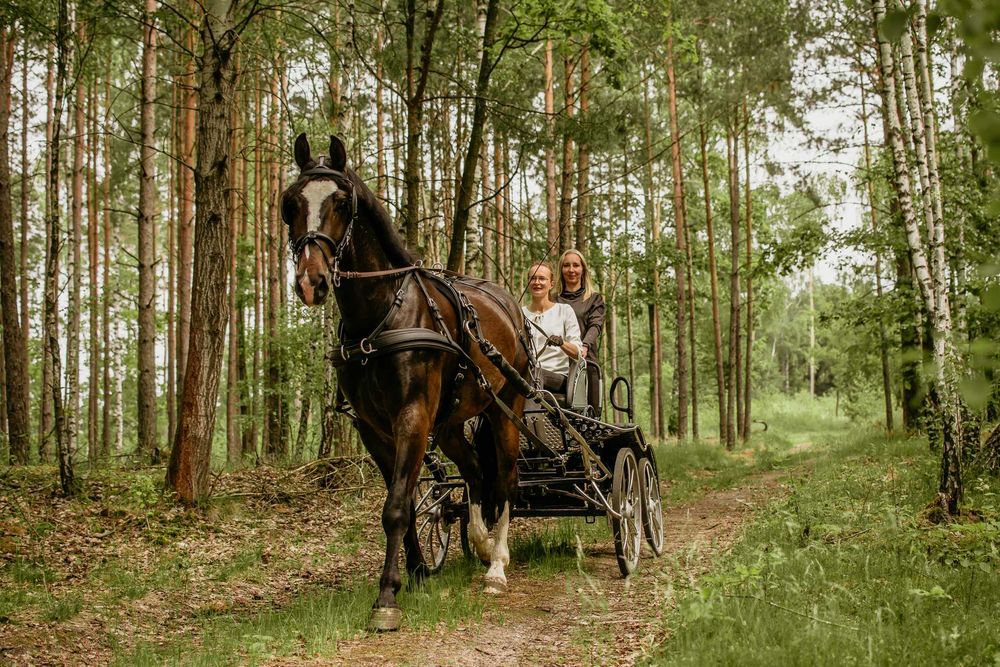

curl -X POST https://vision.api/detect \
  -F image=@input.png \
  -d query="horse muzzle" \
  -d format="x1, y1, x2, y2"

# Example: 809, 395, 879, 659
295, 269, 329, 306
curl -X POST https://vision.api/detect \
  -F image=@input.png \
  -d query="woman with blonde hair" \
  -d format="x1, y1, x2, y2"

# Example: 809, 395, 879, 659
522, 261, 582, 394
555, 249, 605, 412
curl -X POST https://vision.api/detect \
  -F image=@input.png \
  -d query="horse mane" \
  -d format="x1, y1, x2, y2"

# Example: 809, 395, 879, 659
347, 167, 415, 267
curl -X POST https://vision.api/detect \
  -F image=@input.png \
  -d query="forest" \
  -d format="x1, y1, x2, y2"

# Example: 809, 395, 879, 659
0, 0, 999, 663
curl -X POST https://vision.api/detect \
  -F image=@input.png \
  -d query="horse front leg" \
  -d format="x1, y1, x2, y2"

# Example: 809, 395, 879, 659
370, 404, 429, 632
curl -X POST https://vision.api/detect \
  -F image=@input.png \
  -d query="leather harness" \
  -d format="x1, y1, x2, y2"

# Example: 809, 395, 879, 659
290, 165, 609, 477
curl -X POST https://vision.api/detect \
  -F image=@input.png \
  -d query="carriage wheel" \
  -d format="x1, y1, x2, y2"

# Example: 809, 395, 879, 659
414, 475, 454, 574
638, 456, 665, 557
610, 447, 642, 576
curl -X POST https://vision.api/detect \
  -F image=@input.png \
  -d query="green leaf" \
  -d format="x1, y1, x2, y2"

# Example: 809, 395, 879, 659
879, 9, 911, 43
959, 374, 991, 412
926, 11, 944, 37
983, 284, 1000, 312
970, 110, 1000, 141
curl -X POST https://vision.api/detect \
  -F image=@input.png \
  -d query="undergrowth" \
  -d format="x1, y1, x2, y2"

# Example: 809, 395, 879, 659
649, 432, 1000, 665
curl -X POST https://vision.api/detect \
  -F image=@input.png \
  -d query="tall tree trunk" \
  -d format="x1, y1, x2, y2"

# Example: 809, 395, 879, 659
666, 29, 688, 439
809, 267, 816, 397
238, 139, 253, 459
39, 42, 56, 463
166, 0, 240, 503
700, 121, 727, 443
544, 40, 558, 257
19, 40, 29, 350
622, 148, 636, 395
47, 0, 76, 494
574, 42, 590, 253
177, 29, 197, 424
447, 0, 499, 273
742, 100, 754, 441
494, 132, 507, 284
375, 22, 387, 199
725, 121, 740, 449
403, 0, 445, 251
87, 80, 99, 461
167, 84, 177, 449
137, 0, 160, 462
684, 198, 699, 441
0, 27, 31, 464
558, 52, 576, 254
101, 75, 112, 457
861, 71, 894, 431
250, 78, 262, 458
265, 68, 283, 459
226, 70, 242, 468
65, 22, 85, 463
642, 75, 663, 439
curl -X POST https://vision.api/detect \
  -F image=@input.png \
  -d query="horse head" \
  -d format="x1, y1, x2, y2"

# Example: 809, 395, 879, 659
282, 133, 355, 306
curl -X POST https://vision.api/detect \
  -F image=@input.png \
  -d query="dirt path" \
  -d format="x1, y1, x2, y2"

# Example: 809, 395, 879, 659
318, 469, 790, 667
0, 464, 794, 666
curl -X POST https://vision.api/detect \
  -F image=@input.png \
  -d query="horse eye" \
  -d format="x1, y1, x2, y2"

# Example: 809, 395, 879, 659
281, 193, 297, 226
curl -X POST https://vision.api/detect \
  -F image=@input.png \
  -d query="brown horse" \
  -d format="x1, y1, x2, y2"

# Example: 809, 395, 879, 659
282, 134, 529, 631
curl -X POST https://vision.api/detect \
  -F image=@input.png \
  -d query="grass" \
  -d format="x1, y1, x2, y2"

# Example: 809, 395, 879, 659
118, 557, 488, 666
647, 431, 1000, 665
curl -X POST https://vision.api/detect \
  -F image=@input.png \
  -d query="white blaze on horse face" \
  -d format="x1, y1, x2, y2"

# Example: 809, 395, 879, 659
301, 180, 339, 232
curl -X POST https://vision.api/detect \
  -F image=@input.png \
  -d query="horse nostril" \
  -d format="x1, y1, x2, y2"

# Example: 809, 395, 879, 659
314, 274, 329, 303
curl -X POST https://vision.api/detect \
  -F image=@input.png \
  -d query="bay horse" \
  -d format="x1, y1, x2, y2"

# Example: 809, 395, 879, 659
282, 134, 529, 631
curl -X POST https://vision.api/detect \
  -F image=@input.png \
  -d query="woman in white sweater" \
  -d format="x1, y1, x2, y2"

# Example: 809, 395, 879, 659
522, 261, 582, 394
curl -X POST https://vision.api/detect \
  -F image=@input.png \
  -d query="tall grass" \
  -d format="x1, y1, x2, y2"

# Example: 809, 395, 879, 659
647, 432, 1000, 665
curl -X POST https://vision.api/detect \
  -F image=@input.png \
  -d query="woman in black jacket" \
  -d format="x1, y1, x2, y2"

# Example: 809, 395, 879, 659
555, 249, 605, 414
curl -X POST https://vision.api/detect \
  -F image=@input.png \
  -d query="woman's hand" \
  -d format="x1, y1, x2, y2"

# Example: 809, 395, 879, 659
546, 334, 564, 347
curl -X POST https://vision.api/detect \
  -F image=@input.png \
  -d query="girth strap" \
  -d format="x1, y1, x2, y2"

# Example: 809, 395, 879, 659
332, 328, 462, 368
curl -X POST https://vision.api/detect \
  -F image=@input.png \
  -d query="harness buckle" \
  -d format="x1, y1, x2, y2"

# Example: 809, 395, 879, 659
360, 337, 375, 355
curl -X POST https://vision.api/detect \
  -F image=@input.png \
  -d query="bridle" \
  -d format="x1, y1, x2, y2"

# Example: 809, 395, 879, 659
288, 162, 359, 287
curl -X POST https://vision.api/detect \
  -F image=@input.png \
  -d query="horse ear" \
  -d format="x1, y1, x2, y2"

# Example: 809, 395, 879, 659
328, 135, 348, 171
294, 133, 312, 170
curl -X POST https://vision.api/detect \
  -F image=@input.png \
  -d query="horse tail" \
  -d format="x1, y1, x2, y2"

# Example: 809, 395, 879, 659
474, 417, 499, 529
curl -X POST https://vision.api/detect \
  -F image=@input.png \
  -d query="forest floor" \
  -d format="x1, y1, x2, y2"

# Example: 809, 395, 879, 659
0, 445, 801, 667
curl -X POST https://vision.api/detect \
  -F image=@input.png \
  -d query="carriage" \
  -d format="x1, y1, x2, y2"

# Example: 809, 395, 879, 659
284, 133, 665, 630
414, 357, 665, 578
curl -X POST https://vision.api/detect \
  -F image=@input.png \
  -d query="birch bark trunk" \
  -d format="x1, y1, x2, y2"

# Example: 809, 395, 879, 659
872, 0, 962, 512
66, 24, 84, 462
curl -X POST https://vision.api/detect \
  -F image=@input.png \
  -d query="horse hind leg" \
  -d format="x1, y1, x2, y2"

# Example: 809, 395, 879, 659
438, 422, 494, 564
483, 410, 519, 595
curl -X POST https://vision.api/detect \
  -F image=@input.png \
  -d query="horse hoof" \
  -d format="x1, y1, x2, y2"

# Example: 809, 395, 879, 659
368, 607, 402, 632
484, 576, 507, 595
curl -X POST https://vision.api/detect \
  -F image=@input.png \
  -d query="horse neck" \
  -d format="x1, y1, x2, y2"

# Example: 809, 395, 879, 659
333, 221, 410, 336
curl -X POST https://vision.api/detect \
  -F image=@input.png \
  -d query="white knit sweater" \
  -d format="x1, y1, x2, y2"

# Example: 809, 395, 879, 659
522, 303, 583, 376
